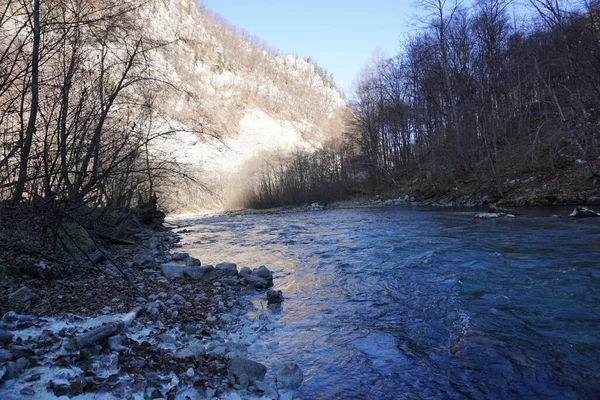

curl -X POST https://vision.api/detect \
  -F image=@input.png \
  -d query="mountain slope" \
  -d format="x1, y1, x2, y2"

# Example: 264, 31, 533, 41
138, 0, 347, 209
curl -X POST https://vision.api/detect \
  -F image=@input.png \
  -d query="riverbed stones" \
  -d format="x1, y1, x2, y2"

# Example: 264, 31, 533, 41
215, 262, 238, 278
253, 266, 273, 284
185, 257, 202, 267
243, 275, 269, 289
274, 362, 304, 390
0, 349, 11, 361
174, 342, 206, 360
170, 252, 189, 261
132, 249, 156, 267
185, 265, 215, 280
161, 264, 216, 280
266, 290, 284, 304
570, 206, 600, 217
8, 287, 34, 307
228, 357, 267, 382
239, 267, 252, 278
0, 330, 13, 345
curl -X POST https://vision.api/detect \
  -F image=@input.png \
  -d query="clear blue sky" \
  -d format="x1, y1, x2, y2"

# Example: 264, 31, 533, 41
196, 1, 419, 94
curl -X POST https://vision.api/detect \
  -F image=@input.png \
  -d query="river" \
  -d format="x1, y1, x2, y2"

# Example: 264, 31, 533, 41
174, 206, 600, 399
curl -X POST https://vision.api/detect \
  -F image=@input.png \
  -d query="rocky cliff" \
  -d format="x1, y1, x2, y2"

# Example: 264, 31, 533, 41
138, 0, 347, 210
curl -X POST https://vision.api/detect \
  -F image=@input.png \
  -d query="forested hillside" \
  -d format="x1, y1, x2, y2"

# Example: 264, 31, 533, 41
246, 0, 600, 208
0, 0, 348, 213
350, 0, 600, 205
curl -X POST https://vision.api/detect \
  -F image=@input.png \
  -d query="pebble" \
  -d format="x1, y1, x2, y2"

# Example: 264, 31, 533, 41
186, 368, 195, 378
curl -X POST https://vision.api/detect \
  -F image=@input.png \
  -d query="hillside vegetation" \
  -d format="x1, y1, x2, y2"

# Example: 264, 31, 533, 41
246, 0, 600, 208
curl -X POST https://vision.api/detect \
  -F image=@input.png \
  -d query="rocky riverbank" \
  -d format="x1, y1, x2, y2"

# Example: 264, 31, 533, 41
0, 227, 301, 399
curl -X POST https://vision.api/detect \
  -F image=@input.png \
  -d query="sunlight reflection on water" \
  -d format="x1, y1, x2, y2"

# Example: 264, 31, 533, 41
175, 207, 600, 399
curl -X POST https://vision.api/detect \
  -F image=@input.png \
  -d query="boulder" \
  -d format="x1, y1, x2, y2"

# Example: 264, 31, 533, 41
253, 266, 273, 283
171, 252, 189, 261
174, 342, 206, 360
215, 262, 238, 278
275, 362, 304, 390
228, 357, 267, 382
243, 275, 269, 289
161, 264, 188, 279
8, 287, 34, 307
239, 267, 252, 278
183, 265, 214, 280
266, 290, 284, 304
132, 249, 156, 267
185, 257, 202, 267
253, 380, 279, 399
570, 206, 600, 218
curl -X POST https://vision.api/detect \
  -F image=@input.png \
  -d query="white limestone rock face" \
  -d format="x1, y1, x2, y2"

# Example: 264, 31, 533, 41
134, 0, 347, 209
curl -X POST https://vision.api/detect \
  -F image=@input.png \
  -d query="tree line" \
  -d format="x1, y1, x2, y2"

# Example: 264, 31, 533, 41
0, 0, 199, 212
350, 0, 600, 199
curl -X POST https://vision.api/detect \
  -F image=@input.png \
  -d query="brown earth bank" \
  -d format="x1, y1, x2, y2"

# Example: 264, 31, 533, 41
0, 209, 300, 399
346, 158, 600, 208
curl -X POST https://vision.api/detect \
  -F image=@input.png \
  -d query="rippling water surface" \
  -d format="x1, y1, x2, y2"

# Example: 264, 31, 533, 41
175, 207, 600, 399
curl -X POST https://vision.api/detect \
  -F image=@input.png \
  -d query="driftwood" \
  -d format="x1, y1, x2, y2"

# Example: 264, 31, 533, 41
66, 305, 146, 351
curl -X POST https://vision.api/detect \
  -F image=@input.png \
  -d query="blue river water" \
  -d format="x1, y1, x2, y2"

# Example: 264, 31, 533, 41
176, 206, 600, 399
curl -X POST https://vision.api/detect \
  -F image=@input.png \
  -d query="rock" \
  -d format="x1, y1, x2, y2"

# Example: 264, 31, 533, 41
108, 335, 126, 350
266, 290, 284, 304
221, 313, 234, 323
88, 250, 107, 264
132, 249, 156, 267
0, 349, 11, 361
16, 357, 28, 372
161, 264, 188, 279
183, 265, 215, 281
8, 287, 34, 306
488, 204, 518, 215
208, 346, 226, 358
215, 262, 238, 277
275, 362, 304, 390
253, 266, 273, 283
238, 372, 250, 389
49, 382, 71, 397
185, 257, 202, 267
0, 330, 13, 345
570, 206, 600, 217
228, 357, 267, 382
254, 380, 279, 398
171, 252, 189, 261
174, 342, 206, 359
243, 275, 269, 289
186, 367, 195, 378
158, 334, 177, 344
175, 389, 204, 400
184, 323, 198, 334
239, 267, 252, 278
20, 387, 35, 396
474, 213, 503, 220
4, 361, 17, 379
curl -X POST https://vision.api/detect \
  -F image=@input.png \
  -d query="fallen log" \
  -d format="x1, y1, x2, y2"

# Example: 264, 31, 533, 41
65, 305, 146, 351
